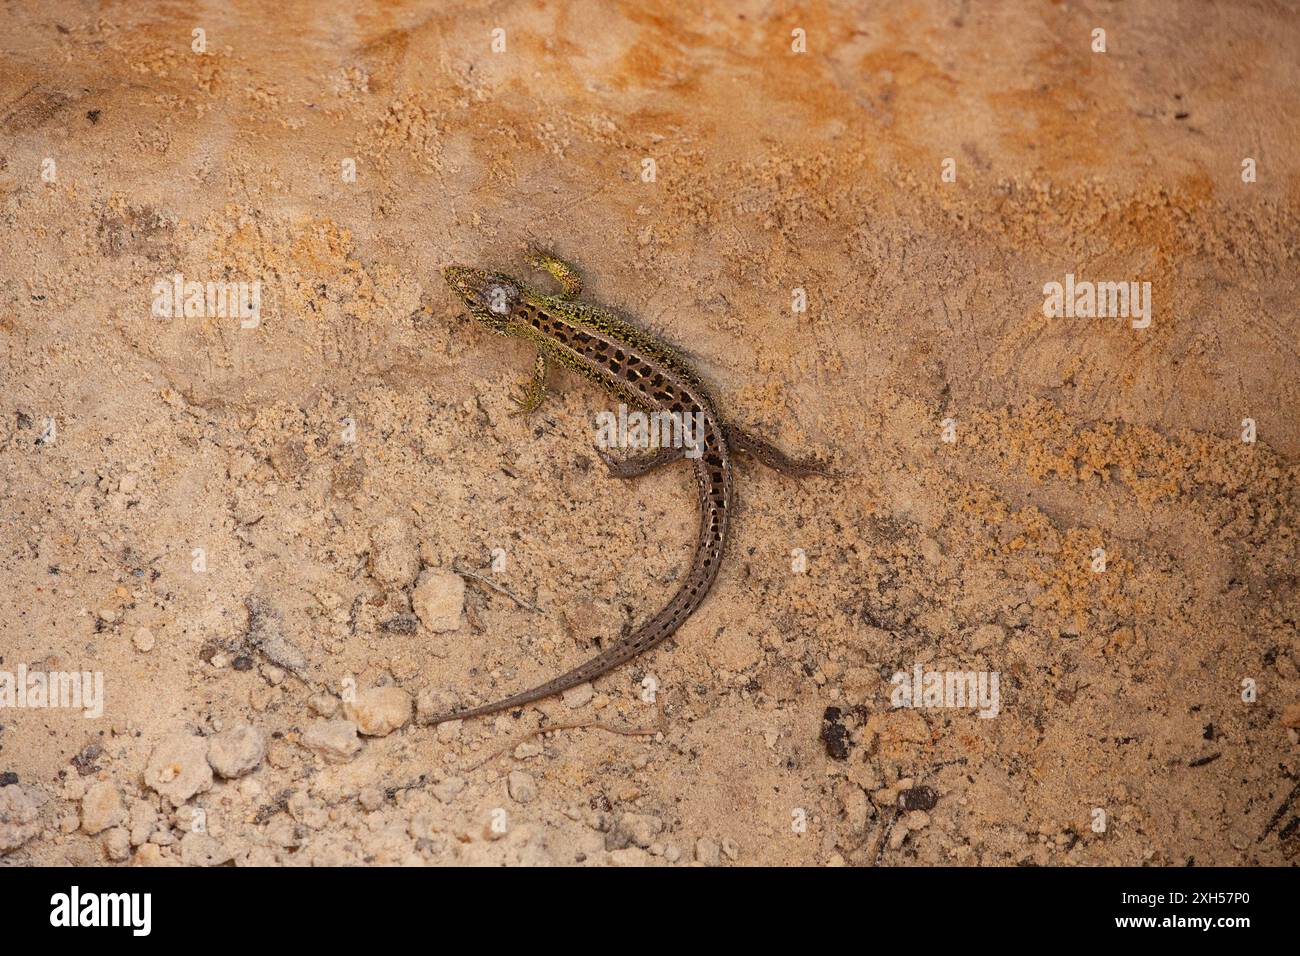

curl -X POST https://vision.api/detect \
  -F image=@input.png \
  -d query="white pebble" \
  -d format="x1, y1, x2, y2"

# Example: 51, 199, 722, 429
206, 724, 266, 779
344, 686, 412, 737
412, 570, 465, 633
562, 682, 594, 709
302, 719, 362, 762
144, 732, 213, 806
81, 781, 125, 835
507, 771, 538, 804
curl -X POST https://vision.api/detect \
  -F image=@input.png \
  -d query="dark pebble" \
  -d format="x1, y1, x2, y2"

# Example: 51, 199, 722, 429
897, 785, 938, 811
71, 743, 102, 776
380, 615, 418, 634
820, 710, 851, 761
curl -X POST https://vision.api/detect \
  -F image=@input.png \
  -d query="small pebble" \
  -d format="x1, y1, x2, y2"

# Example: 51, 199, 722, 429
614, 812, 664, 848
81, 780, 125, 835
302, 719, 362, 762
562, 683, 594, 709
344, 687, 412, 737
206, 724, 266, 779
695, 838, 721, 866
128, 799, 157, 847
180, 832, 234, 867
1281, 702, 1300, 729
133, 844, 165, 866
144, 732, 213, 805
507, 771, 538, 804
412, 570, 465, 632
897, 785, 938, 812
102, 827, 131, 862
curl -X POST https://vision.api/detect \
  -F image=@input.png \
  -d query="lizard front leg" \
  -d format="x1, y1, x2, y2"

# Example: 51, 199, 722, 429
510, 351, 549, 416
527, 248, 583, 298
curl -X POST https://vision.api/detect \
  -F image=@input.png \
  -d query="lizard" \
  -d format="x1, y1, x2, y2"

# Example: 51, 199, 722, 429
429, 251, 826, 725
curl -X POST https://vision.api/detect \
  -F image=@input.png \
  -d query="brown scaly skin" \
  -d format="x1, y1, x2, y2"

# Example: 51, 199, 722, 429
433, 251, 827, 724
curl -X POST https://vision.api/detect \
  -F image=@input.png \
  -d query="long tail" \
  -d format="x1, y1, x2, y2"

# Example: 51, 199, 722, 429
424, 454, 731, 725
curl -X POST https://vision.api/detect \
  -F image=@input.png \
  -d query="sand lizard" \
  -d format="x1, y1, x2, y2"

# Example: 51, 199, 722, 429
431, 251, 824, 724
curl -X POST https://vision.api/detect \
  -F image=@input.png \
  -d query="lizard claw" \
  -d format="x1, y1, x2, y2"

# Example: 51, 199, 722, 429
509, 384, 544, 417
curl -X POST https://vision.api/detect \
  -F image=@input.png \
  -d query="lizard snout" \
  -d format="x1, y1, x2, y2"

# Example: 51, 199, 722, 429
444, 265, 493, 312
444, 265, 483, 299
444, 266, 516, 332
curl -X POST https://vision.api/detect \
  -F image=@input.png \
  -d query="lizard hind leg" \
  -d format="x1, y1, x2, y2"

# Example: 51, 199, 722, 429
723, 424, 833, 477
509, 351, 549, 416
594, 444, 683, 479
527, 248, 583, 298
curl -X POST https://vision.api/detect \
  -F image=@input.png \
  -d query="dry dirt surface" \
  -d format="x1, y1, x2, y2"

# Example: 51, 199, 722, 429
1, 1, 1298, 867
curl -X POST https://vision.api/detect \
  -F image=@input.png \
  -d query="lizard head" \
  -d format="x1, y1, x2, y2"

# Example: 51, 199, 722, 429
444, 266, 521, 334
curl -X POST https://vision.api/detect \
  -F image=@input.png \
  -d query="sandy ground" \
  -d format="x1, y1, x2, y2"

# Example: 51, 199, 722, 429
1, 0, 1298, 866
